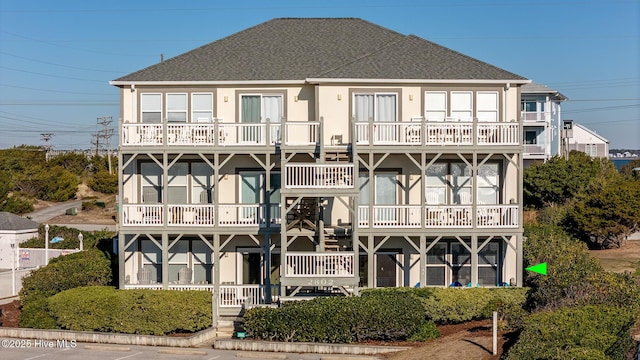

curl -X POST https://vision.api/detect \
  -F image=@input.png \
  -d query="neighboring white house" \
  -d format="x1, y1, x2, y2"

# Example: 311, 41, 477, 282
0, 212, 39, 269
566, 123, 609, 158
520, 83, 567, 167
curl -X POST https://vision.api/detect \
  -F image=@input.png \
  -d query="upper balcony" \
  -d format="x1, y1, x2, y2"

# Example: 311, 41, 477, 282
355, 119, 519, 146
521, 111, 551, 124
120, 118, 519, 149
120, 121, 318, 147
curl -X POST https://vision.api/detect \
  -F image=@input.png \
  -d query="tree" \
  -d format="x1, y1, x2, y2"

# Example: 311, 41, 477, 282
620, 158, 640, 179
524, 151, 608, 208
564, 178, 640, 248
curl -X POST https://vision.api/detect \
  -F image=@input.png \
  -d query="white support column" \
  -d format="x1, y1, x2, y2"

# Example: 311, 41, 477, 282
213, 233, 220, 327
367, 235, 375, 288
419, 235, 426, 288
161, 233, 169, 289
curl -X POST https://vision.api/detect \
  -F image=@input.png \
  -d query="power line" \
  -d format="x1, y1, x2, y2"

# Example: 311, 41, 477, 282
0, 51, 126, 73
0, 83, 116, 96
0, 65, 107, 83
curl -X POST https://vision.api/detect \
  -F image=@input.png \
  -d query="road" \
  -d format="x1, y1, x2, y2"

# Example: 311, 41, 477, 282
0, 342, 343, 360
25, 200, 83, 223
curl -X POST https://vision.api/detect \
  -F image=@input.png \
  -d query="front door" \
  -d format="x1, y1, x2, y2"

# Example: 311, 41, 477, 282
376, 253, 398, 287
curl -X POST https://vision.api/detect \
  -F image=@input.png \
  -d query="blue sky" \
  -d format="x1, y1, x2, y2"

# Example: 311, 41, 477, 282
0, 0, 638, 150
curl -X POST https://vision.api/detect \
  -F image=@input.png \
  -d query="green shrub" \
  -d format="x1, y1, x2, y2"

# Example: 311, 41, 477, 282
19, 249, 112, 305
18, 298, 57, 329
87, 171, 118, 194
244, 291, 429, 343
408, 321, 439, 342
20, 224, 113, 250
48, 286, 211, 335
421, 287, 528, 324
506, 305, 638, 360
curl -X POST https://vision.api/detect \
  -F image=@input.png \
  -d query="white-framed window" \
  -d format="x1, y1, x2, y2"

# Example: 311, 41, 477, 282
450, 91, 473, 121
426, 162, 500, 205
166, 93, 187, 122
141, 240, 161, 283
191, 162, 213, 204
140, 162, 162, 203
166, 238, 214, 284
353, 93, 398, 122
167, 162, 188, 203
140, 93, 162, 123
192, 93, 214, 123
524, 130, 538, 144
168, 240, 189, 283
425, 240, 502, 287
240, 94, 283, 123
585, 144, 598, 157
424, 91, 447, 121
476, 91, 498, 122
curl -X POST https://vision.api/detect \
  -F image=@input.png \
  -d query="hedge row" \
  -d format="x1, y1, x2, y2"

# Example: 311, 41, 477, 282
406, 287, 528, 324
244, 291, 437, 343
48, 286, 211, 335
19, 249, 113, 328
506, 305, 638, 360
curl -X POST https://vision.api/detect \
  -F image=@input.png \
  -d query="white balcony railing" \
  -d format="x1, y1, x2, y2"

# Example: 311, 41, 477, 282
167, 124, 216, 145
425, 206, 473, 228
219, 285, 280, 307
521, 111, 549, 123
167, 205, 215, 226
122, 204, 163, 226
355, 121, 519, 146
524, 144, 546, 155
358, 205, 421, 228
122, 124, 163, 145
476, 205, 519, 228
284, 164, 354, 189
124, 284, 279, 307
285, 252, 354, 277
283, 122, 319, 146
218, 123, 281, 145
477, 123, 520, 145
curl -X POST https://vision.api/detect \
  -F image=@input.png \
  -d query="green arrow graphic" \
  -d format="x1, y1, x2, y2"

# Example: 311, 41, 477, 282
525, 262, 547, 276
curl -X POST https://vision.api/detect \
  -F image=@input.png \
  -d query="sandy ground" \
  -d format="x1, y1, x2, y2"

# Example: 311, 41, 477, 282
589, 238, 640, 273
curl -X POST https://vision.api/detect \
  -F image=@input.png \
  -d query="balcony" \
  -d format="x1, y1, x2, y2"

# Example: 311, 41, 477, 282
121, 204, 280, 227
121, 121, 320, 147
285, 252, 355, 278
355, 121, 519, 146
524, 144, 546, 155
284, 163, 355, 189
521, 111, 550, 123
358, 205, 518, 228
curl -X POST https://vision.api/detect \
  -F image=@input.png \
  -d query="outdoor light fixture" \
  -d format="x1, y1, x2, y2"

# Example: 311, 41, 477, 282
337, 94, 342, 101
10, 241, 16, 296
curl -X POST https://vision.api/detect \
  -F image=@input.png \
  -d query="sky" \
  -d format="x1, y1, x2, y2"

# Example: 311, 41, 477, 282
0, 0, 638, 151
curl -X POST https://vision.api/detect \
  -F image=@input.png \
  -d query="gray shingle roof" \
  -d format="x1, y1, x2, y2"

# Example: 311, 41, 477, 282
522, 82, 568, 100
0, 212, 39, 231
114, 18, 527, 82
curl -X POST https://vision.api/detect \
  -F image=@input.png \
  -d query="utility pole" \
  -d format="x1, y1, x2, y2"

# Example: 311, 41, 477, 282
96, 116, 114, 174
40, 133, 53, 160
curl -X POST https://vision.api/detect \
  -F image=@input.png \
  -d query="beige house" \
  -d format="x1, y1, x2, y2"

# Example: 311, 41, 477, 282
111, 18, 528, 315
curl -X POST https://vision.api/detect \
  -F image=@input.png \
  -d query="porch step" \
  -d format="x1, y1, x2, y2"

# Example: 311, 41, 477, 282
216, 318, 245, 339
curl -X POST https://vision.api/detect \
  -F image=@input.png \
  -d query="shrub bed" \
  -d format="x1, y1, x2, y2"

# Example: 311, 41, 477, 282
244, 291, 436, 343
419, 287, 528, 324
506, 305, 638, 360
48, 286, 211, 335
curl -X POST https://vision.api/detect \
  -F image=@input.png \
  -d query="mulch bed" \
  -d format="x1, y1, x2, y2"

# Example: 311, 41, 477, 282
0, 300, 21, 327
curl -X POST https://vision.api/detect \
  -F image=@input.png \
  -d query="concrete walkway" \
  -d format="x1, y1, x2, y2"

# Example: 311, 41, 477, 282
25, 200, 83, 223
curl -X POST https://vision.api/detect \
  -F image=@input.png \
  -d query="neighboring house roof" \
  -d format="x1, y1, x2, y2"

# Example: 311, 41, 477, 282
574, 123, 609, 143
521, 82, 568, 101
0, 212, 39, 231
113, 18, 528, 83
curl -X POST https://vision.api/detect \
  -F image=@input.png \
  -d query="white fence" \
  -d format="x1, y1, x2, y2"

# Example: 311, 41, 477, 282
123, 284, 279, 308
285, 252, 354, 277
0, 269, 31, 298
284, 164, 354, 189
17, 248, 81, 269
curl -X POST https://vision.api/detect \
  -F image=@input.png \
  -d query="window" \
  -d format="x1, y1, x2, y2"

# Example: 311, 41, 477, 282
524, 131, 538, 144
140, 93, 162, 123
241, 94, 283, 123
239, 171, 281, 222
478, 242, 500, 286
476, 92, 498, 122
585, 144, 597, 157
425, 240, 502, 287
168, 240, 189, 282
191, 163, 213, 204
141, 163, 162, 203
141, 240, 161, 283
425, 91, 447, 121
167, 163, 188, 203
426, 162, 501, 205
353, 93, 398, 122
521, 99, 544, 112
450, 91, 473, 121
166, 93, 187, 122
192, 93, 213, 123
